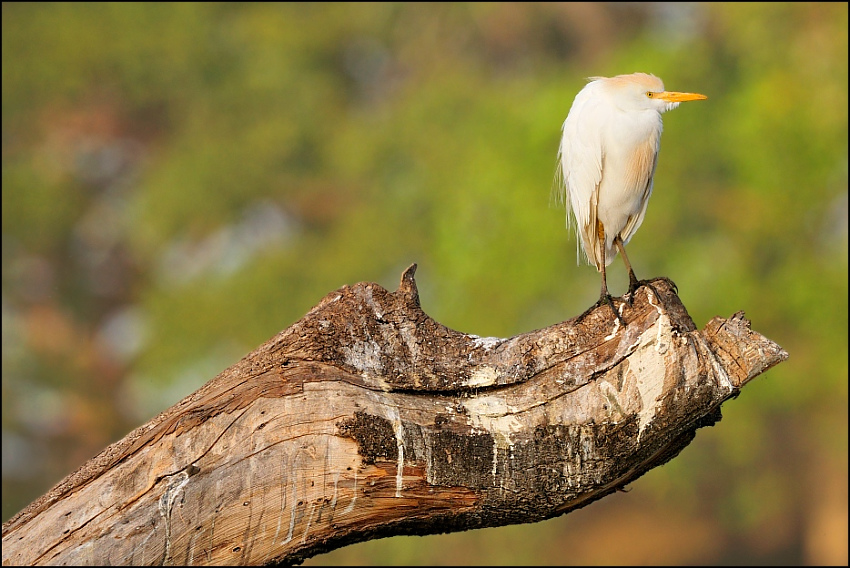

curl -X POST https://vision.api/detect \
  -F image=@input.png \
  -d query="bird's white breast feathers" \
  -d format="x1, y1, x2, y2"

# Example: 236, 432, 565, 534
559, 78, 663, 270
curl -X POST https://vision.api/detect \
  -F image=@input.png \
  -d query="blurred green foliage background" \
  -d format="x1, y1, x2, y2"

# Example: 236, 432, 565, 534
2, 3, 847, 565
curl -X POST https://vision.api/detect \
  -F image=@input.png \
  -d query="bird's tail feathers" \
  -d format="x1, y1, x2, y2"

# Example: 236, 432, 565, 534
549, 159, 567, 210
551, 157, 584, 266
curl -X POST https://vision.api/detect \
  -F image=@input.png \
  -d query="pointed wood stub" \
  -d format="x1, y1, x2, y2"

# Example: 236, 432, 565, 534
1, 266, 787, 566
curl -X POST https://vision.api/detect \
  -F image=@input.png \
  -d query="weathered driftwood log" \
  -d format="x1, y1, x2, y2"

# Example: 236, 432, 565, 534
2, 264, 787, 566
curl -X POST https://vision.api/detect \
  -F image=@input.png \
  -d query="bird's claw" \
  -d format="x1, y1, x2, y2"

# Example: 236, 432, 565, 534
626, 277, 641, 305
625, 278, 666, 306
598, 294, 626, 326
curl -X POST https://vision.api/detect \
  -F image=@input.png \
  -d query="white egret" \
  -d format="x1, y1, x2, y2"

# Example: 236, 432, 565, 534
556, 72, 706, 321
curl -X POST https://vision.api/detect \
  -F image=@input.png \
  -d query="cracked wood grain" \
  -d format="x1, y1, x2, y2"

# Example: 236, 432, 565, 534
1, 264, 787, 566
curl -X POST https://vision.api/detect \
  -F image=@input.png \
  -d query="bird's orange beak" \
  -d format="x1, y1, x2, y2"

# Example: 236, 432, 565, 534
657, 91, 708, 103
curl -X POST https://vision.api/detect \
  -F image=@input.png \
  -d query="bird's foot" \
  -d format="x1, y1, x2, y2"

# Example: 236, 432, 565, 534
625, 275, 641, 305
595, 294, 626, 326
625, 277, 677, 305
655, 276, 679, 295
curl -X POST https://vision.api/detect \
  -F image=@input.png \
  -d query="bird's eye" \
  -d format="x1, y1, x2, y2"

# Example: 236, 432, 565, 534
646, 92, 654, 98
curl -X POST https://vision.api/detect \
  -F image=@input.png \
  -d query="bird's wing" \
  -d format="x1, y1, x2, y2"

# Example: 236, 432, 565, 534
619, 135, 660, 245
558, 86, 605, 268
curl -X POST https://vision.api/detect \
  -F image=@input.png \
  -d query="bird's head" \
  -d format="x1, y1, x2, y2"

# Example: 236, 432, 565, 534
597, 72, 707, 114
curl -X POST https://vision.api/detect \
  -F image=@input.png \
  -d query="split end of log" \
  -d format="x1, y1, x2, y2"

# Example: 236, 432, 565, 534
702, 310, 789, 389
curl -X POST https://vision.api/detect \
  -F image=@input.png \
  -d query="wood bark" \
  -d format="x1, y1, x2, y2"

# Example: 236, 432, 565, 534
1, 264, 787, 566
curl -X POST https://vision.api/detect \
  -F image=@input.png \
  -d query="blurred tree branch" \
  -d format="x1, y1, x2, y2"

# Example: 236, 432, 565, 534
1, 265, 787, 566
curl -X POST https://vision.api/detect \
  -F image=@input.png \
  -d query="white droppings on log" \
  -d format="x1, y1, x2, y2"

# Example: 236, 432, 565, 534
604, 303, 627, 340
341, 339, 383, 375
330, 471, 339, 509
465, 365, 499, 388
301, 501, 315, 544
491, 429, 515, 490
491, 440, 499, 484
157, 470, 190, 563
469, 335, 503, 351
388, 406, 405, 498
645, 289, 672, 353
424, 436, 434, 484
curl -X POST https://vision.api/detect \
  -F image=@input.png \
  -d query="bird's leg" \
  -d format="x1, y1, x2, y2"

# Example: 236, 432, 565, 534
599, 264, 627, 326
614, 237, 641, 301
598, 227, 626, 326
615, 236, 664, 304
